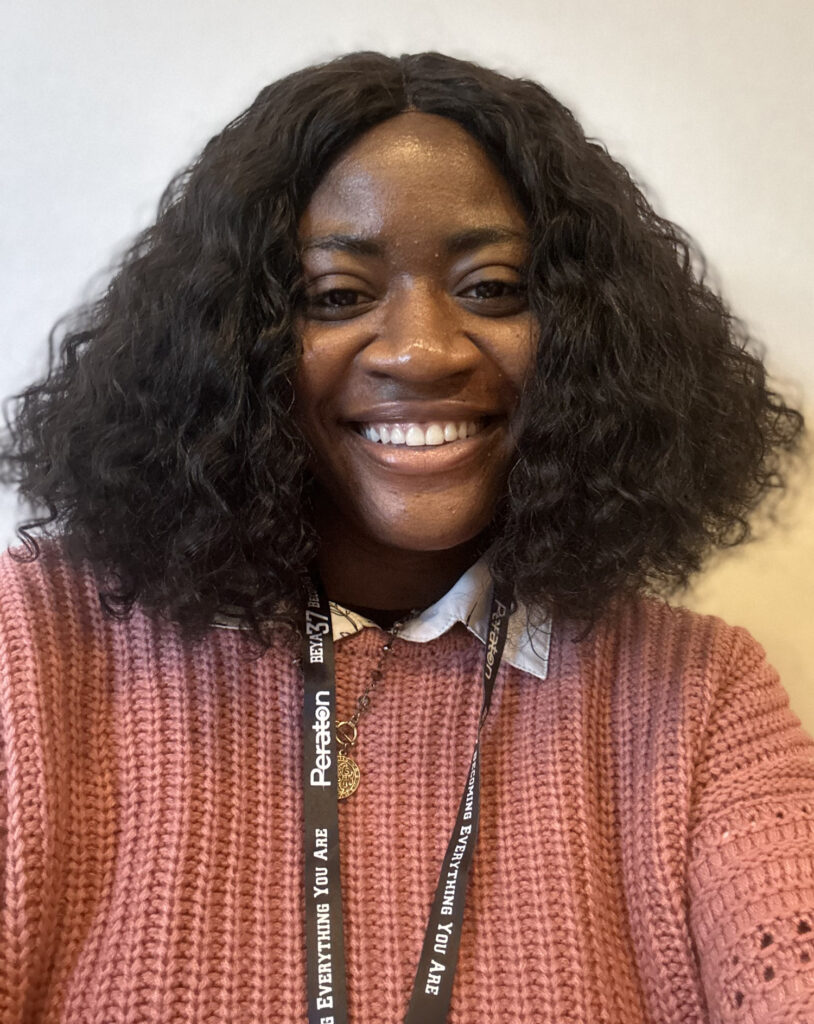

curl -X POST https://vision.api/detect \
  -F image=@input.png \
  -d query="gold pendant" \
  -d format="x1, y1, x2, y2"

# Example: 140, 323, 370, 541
337, 750, 360, 800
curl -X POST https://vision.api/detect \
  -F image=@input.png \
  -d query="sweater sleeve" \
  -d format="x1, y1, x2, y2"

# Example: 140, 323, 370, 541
688, 625, 814, 1024
0, 707, 5, 914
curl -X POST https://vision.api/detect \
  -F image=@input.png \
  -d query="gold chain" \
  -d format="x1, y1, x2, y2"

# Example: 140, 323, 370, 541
335, 610, 415, 799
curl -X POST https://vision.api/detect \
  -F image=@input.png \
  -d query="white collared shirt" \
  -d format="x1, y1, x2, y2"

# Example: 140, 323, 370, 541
213, 557, 551, 681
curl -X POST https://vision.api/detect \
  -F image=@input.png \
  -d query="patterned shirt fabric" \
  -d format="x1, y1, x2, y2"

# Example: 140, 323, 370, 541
2, 543, 814, 1023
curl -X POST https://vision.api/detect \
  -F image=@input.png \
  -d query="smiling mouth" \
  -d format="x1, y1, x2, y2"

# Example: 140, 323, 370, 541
354, 419, 487, 447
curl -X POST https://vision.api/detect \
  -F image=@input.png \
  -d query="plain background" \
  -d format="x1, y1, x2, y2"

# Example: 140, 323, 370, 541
2, 1, 812, 726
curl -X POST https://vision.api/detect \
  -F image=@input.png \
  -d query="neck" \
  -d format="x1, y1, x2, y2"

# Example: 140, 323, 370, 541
313, 514, 484, 612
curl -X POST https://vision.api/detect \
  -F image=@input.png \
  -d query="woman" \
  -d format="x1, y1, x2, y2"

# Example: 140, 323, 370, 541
1, 49, 812, 1024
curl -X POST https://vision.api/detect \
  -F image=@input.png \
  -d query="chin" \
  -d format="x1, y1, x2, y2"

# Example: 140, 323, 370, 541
313, 471, 505, 558
360, 512, 491, 555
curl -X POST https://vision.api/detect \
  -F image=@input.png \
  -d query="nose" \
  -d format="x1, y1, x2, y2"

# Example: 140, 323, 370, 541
358, 279, 481, 384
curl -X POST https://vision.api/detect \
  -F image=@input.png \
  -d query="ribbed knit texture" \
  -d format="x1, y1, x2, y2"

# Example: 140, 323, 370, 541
2, 545, 814, 1023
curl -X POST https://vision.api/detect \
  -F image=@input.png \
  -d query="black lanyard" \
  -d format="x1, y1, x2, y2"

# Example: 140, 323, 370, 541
301, 575, 511, 1024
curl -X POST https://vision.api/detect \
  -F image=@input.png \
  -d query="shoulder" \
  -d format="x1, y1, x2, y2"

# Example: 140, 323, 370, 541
0, 538, 296, 674
593, 591, 768, 674
556, 592, 776, 737
0, 539, 108, 644
0, 541, 118, 718
1, 536, 98, 599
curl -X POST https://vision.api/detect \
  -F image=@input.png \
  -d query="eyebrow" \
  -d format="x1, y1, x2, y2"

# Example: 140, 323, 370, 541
300, 226, 528, 257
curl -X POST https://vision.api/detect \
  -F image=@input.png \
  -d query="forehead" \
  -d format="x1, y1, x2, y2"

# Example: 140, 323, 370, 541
298, 112, 527, 244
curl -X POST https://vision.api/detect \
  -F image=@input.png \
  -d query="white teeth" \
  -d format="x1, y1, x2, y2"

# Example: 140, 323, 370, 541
358, 419, 486, 446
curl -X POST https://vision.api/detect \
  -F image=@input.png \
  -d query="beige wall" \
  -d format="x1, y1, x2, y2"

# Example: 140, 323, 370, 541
680, 452, 814, 729
1, 0, 811, 723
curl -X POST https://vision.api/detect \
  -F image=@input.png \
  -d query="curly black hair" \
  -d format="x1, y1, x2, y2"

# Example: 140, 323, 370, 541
0, 49, 804, 642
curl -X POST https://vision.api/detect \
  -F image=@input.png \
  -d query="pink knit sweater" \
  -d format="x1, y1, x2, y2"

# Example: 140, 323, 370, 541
2, 545, 814, 1024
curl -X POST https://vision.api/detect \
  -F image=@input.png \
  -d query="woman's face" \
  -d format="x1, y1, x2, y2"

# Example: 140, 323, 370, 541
295, 111, 536, 557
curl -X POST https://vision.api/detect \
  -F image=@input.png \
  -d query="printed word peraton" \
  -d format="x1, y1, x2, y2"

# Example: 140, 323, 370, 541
310, 690, 332, 788
484, 598, 508, 681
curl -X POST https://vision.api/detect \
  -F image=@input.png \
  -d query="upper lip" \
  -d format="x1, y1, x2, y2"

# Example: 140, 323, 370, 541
344, 402, 503, 423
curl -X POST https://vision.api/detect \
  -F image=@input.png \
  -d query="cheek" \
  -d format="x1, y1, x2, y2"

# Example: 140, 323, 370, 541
504, 320, 538, 386
292, 338, 341, 438
478, 316, 538, 400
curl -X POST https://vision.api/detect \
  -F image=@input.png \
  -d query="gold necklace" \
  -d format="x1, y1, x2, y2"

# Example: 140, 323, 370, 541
335, 611, 414, 799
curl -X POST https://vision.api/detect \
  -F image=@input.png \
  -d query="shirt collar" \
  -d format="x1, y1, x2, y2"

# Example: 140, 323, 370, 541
212, 556, 550, 681
313, 557, 552, 681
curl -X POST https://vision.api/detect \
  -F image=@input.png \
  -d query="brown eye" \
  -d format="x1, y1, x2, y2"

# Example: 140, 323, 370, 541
304, 288, 374, 320
459, 279, 528, 312
313, 289, 363, 307
467, 281, 524, 299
